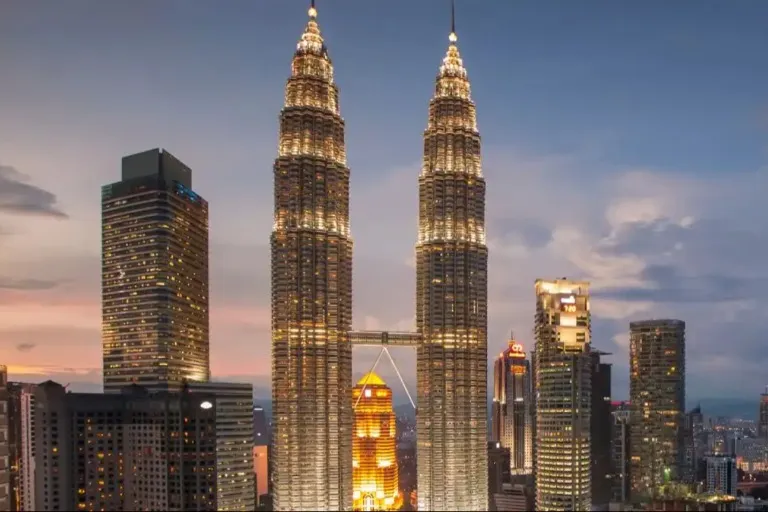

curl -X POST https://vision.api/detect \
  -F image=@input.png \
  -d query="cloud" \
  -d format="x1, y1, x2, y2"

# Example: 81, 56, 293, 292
15, 342, 36, 352
0, 164, 68, 218
0, 278, 60, 291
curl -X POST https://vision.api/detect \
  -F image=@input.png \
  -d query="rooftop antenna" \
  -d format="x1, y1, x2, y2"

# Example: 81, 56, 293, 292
309, 0, 317, 18
449, 0, 457, 43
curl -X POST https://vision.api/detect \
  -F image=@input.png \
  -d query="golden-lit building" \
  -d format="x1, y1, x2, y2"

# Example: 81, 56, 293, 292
102, 148, 210, 391
534, 278, 592, 511
629, 319, 686, 499
416, 9, 488, 511
270, 3, 353, 510
352, 373, 401, 512
492, 336, 533, 475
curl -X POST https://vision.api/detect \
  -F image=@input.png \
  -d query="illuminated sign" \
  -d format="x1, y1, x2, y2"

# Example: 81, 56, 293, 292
562, 304, 577, 313
560, 295, 576, 304
200, 401, 213, 410
508, 342, 525, 358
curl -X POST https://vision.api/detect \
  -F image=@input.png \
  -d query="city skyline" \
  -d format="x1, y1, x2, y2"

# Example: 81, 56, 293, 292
2, 0, 768, 402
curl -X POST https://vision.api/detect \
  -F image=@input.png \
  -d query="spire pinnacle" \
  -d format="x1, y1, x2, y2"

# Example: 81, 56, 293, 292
449, 0, 457, 43
308, 0, 317, 19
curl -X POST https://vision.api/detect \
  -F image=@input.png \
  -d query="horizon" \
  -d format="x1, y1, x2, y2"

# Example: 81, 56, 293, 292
2, 0, 768, 401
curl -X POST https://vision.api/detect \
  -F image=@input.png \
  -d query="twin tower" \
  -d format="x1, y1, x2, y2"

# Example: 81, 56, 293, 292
270, 3, 488, 510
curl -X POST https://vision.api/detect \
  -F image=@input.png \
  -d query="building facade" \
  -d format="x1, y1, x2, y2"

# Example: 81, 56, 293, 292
706, 456, 737, 496
492, 336, 533, 475
415, 19, 488, 512
6, 382, 36, 511
33, 381, 251, 511
759, 389, 768, 441
591, 350, 613, 508
534, 279, 592, 511
611, 402, 631, 504
270, 4, 353, 510
629, 319, 686, 499
352, 373, 400, 511
0, 367, 9, 512
102, 148, 209, 391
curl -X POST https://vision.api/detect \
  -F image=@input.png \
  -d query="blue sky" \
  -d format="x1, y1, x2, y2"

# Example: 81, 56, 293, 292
1, 0, 767, 404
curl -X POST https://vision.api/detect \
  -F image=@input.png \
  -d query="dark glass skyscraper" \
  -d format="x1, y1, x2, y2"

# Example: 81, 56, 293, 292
591, 350, 613, 508
270, 4, 353, 510
102, 148, 209, 391
416, 16, 488, 512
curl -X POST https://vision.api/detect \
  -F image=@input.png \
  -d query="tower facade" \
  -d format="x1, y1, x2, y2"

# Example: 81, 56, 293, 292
629, 319, 685, 499
270, 4, 353, 510
415, 19, 488, 511
352, 373, 401, 511
534, 279, 592, 511
492, 337, 533, 475
102, 148, 209, 391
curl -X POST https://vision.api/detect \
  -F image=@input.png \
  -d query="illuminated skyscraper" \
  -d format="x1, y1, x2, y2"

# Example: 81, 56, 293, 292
629, 319, 685, 499
102, 148, 209, 391
416, 6, 488, 510
352, 373, 401, 511
492, 335, 533, 475
271, 3, 353, 510
534, 279, 592, 511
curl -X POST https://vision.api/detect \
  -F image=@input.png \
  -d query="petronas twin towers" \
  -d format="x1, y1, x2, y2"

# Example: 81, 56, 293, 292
271, 3, 487, 510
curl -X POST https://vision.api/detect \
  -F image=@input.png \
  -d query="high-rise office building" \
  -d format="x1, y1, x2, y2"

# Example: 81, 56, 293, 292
0, 367, 9, 512
706, 456, 737, 496
416, 10, 488, 511
270, 4, 353, 510
6, 382, 36, 511
629, 319, 686, 499
534, 278, 592, 511
33, 381, 251, 511
759, 388, 768, 441
611, 403, 631, 504
492, 336, 533, 475
682, 405, 705, 484
102, 148, 209, 390
352, 373, 401, 511
591, 350, 613, 508
488, 442, 511, 505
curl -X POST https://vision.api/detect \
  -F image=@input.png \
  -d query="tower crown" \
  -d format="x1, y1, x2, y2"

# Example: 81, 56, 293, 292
436, 1, 470, 100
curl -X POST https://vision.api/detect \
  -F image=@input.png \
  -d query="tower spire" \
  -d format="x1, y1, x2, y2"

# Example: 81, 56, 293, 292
449, 0, 457, 43
308, 0, 317, 19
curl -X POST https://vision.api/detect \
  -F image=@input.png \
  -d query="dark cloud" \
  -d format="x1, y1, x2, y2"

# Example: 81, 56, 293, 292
595, 264, 768, 303
16, 342, 36, 352
0, 164, 68, 218
490, 217, 553, 249
0, 278, 60, 291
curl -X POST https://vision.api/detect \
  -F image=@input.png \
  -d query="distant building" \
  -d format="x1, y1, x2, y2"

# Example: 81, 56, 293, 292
34, 381, 253, 511
102, 148, 210, 391
592, 350, 613, 508
492, 483, 534, 512
491, 335, 532, 475
253, 405, 269, 446
759, 388, 768, 441
488, 441, 511, 509
683, 405, 705, 484
253, 446, 268, 506
629, 319, 686, 499
6, 382, 36, 511
611, 402, 631, 504
706, 456, 737, 496
352, 372, 401, 511
0, 367, 9, 512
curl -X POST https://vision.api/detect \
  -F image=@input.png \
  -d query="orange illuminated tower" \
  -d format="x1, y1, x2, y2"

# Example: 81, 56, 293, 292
352, 373, 402, 511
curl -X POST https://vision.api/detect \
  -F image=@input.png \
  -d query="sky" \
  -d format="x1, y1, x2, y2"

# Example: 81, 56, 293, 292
1, 0, 768, 405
